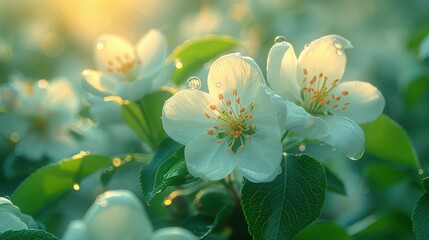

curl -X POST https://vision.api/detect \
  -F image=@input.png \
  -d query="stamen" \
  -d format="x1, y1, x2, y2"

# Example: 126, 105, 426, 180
236, 97, 241, 104
210, 105, 217, 110
226, 100, 231, 106
332, 104, 339, 109
219, 93, 224, 100
303, 68, 308, 75
207, 130, 214, 135
205, 112, 210, 118
342, 91, 349, 96
233, 89, 238, 96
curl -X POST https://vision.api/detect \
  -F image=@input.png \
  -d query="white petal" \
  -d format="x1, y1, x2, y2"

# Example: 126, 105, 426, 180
84, 190, 153, 240
0, 211, 28, 232
320, 116, 365, 160
297, 35, 353, 89
81, 69, 117, 97
251, 87, 282, 133
267, 90, 288, 130
330, 81, 385, 124
162, 89, 218, 145
136, 29, 168, 80
116, 78, 150, 101
267, 42, 301, 102
94, 34, 136, 74
236, 128, 282, 183
419, 33, 429, 59
152, 227, 198, 240
62, 221, 89, 240
283, 101, 329, 139
185, 133, 235, 181
207, 53, 265, 104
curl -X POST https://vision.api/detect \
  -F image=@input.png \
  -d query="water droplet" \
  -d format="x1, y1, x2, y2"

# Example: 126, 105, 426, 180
304, 43, 310, 48
336, 49, 343, 56
72, 183, 80, 191
175, 59, 183, 69
419, 169, 424, 175
274, 36, 287, 44
215, 82, 221, 88
187, 76, 201, 90
347, 150, 364, 160
96, 41, 105, 50
299, 143, 306, 152
334, 42, 342, 49
308, 51, 314, 57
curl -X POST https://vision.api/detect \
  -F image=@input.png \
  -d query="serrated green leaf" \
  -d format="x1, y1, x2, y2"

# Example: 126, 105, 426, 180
325, 167, 346, 195
362, 114, 420, 169
11, 154, 111, 215
168, 35, 240, 85
412, 177, 429, 240
364, 163, 408, 189
140, 138, 196, 203
122, 91, 172, 150
294, 222, 352, 240
241, 154, 327, 240
0, 229, 58, 240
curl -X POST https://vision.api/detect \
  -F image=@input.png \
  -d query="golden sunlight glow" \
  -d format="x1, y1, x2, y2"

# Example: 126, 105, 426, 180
72, 183, 80, 191
163, 198, 172, 206
112, 157, 122, 167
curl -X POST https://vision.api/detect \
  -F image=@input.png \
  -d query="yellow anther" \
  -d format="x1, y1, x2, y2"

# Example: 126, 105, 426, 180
342, 91, 349, 96
210, 105, 217, 110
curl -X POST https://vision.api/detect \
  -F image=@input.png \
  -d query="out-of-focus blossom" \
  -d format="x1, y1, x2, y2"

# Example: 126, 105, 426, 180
62, 190, 197, 240
82, 30, 168, 101
0, 77, 81, 161
267, 35, 385, 159
0, 197, 38, 233
162, 54, 284, 183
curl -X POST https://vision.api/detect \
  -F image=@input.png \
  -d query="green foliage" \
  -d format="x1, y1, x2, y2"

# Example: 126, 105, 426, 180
412, 177, 429, 240
364, 163, 408, 189
140, 138, 197, 203
362, 114, 420, 169
241, 154, 327, 240
11, 154, 111, 215
122, 90, 172, 151
168, 35, 240, 85
325, 166, 347, 195
0, 229, 59, 240
294, 222, 352, 240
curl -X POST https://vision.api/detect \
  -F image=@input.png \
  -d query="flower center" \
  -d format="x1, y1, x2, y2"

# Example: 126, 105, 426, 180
300, 68, 350, 115
204, 89, 256, 153
106, 52, 141, 82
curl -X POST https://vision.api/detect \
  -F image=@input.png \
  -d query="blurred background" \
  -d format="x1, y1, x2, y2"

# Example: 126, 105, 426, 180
1, 0, 429, 238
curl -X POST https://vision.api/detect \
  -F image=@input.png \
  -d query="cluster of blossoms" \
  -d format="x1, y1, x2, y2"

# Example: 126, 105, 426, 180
162, 35, 385, 183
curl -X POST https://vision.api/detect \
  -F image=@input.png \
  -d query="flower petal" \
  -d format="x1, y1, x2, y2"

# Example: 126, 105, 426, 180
62, 221, 89, 240
152, 227, 198, 240
207, 53, 265, 104
81, 70, 117, 97
93, 34, 135, 75
84, 190, 153, 240
162, 89, 218, 145
320, 115, 365, 160
136, 29, 168, 80
297, 35, 353, 89
267, 42, 301, 102
283, 101, 329, 139
116, 78, 150, 101
185, 133, 236, 181
235, 128, 282, 183
330, 81, 385, 124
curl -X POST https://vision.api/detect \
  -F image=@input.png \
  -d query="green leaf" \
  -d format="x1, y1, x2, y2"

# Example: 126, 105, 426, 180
241, 154, 327, 240
294, 222, 352, 240
404, 75, 429, 106
351, 211, 414, 240
140, 138, 197, 203
362, 114, 420, 169
325, 167, 346, 195
412, 177, 429, 240
168, 35, 240, 85
100, 154, 149, 186
122, 90, 172, 150
364, 163, 408, 189
0, 229, 59, 240
11, 154, 111, 215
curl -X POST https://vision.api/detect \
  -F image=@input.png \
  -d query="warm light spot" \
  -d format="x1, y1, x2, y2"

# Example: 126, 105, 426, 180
103, 96, 128, 105
112, 157, 121, 167
72, 151, 90, 159
10, 133, 20, 143
38, 80, 49, 89
175, 59, 183, 69
73, 183, 80, 191
164, 199, 172, 206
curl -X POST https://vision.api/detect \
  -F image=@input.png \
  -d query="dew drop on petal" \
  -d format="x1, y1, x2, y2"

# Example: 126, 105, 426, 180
336, 49, 343, 56
304, 43, 310, 48
175, 59, 183, 69
334, 42, 343, 49
216, 82, 221, 88
274, 36, 287, 44
299, 143, 306, 151
187, 76, 201, 90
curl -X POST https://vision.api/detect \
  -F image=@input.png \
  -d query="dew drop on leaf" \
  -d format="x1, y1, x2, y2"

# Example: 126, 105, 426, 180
175, 59, 183, 69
